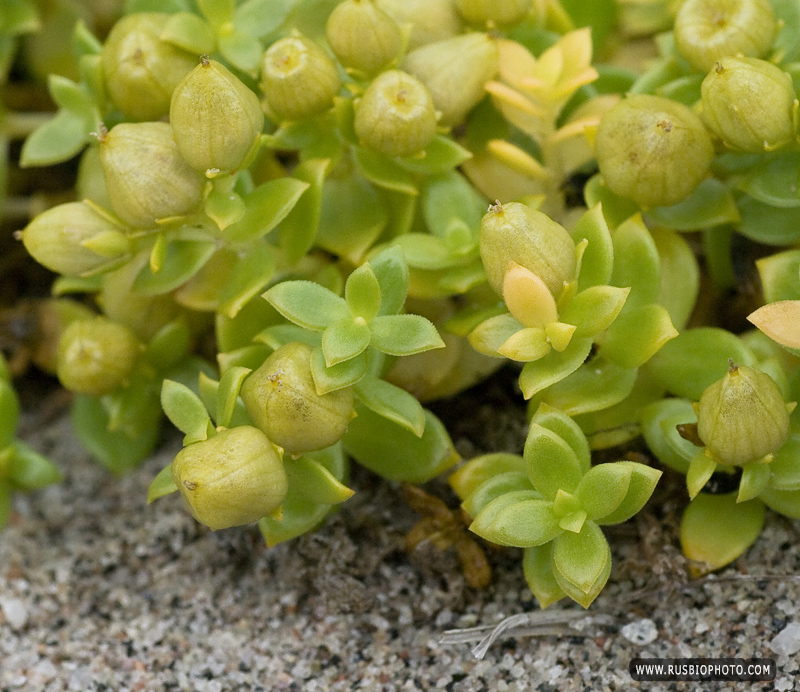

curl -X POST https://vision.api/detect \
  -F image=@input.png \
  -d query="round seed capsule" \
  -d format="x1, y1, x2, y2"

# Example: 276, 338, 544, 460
101, 13, 197, 121
354, 69, 438, 157
241, 342, 355, 455
98, 122, 205, 228
455, 0, 533, 27
170, 57, 265, 174
326, 0, 402, 76
674, 0, 776, 73
56, 317, 142, 396
260, 35, 341, 121
376, 0, 463, 50
701, 56, 797, 152
594, 94, 715, 208
479, 201, 576, 299
696, 363, 792, 466
171, 425, 288, 530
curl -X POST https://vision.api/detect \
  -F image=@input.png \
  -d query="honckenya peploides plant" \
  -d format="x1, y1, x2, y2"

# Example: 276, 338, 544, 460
5, 0, 800, 609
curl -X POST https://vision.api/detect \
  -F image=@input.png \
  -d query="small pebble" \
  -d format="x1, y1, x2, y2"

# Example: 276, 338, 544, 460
0, 598, 28, 630
621, 618, 658, 645
770, 622, 800, 656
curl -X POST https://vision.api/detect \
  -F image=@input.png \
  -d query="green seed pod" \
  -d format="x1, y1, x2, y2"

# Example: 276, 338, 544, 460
326, 0, 402, 76
170, 57, 265, 175
241, 342, 355, 455
20, 201, 118, 277
98, 122, 205, 228
101, 13, 197, 121
595, 94, 715, 208
455, 0, 533, 27
696, 363, 793, 466
260, 35, 341, 121
479, 201, 576, 298
56, 317, 142, 396
674, 0, 776, 73
376, 0, 463, 50
171, 425, 288, 531
701, 57, 797, 152
403, 32, 498, 126
354, 70, 438, 157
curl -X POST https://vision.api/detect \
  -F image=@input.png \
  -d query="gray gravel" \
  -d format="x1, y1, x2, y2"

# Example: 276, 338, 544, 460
2, 401, 800, 691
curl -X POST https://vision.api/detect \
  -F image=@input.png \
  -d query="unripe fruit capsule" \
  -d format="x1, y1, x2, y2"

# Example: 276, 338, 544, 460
170, 57, 265, 175
701, 57, 797, 152
455, 0, 533, 27
241, 342, 355, 455
326, 0, 402, 76
260, 35, 341, 121
354, 70, 438, 157
595, 94, 714, 208
101, 13, 197, 121
98, 122, 205, 228
376, 0, 463, 50
696, 363, 793, 466
479, 201, 576, 299
171, 426, 288, 530
56, 317, 142, 396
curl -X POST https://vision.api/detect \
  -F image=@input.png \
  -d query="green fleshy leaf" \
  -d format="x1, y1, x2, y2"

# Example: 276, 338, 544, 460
774, 0, 800, 62
370, 246, 409, 316
0, 381, 19, 449
498, 327, 552, 362
552, 522, 611, 607
353, 147, 418, 196
144, 319, 191, 372
369, 314, 445, 356
560, 285, 629, 338
197, 0, 235, 28
680, 492, 765, 573
259, 444, 347, 547
449, 452, 527, 501
133, 239, 217, 296
205, 187, 245, 230
645, 178, 740, 230
760, 486, 800, 518
285, 455, 354, 505
651, 226, 699, 331
218, 242, 276, 319
354, 377, 425, 437
656, 73, 703, 107
224, 178, 310, 243
394, 234, 463, 270
5, 442, 61, 490
598, 304, 677, 369
218, 27, 263, 73
518, 337, 593, 399
343, 404, 458, 483
126, 0, 191, 12
687, 449, 718, 499
345, 263, 381, 321
20, 109, 88, 167
379, 188, 417, 239
71, 394, 159, 474
756, 249, 800, 303
215, 366, 251, 429
264, 280, 349, 331
738, 462, 771, 503
322, 318, 371, 366
234, 0, 293, 38
609, 214, 661, 309
767, 433, 800, 491
570, 204, 614, 290
536, 358, 638, 417
530, 403, 592, 472
253, 325, 319, 351
595, 462, 662, 525
160, 379, 212, 443
524, 424, 584, 500
161, 12, 216, 54
738, 196, 800, 245
462, 471, 536, 519
317, 176, 388, 265
278, 158, 328, 264
147, 464, 178, 503
736, 153, 800, 208
470, 494, 561, 548
396, 136, 473, 174
638, 398, 698, 474
310, 346, 367, 394
645, 327, 755, 400
583, 174, 639, 230
469, 312, 525, 356
1, 0, 40, 34
422, 171, 485, 239
523, 543, 566, 608
703, 225, 736, 289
